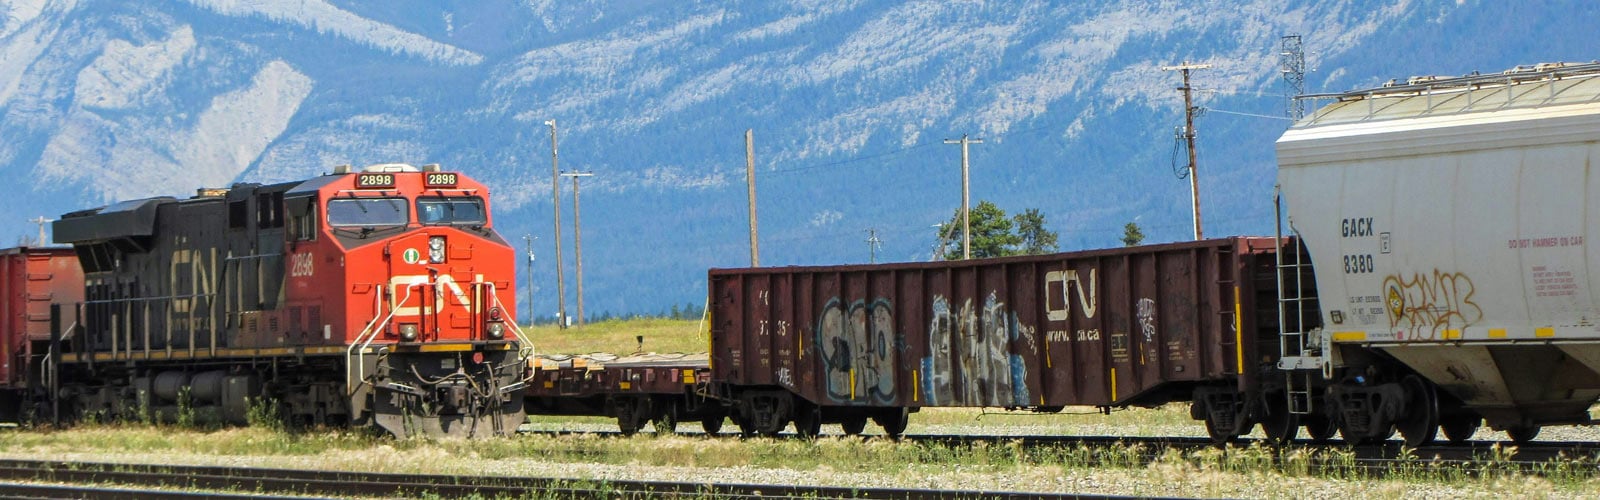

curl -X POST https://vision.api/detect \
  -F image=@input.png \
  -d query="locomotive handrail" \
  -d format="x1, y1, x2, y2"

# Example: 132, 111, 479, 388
41, 321, 78, 397
346, 282, 424, 396
485, 283, 538, 383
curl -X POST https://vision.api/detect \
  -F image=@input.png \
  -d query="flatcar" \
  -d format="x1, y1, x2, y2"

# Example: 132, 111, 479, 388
4, 163, 526, 438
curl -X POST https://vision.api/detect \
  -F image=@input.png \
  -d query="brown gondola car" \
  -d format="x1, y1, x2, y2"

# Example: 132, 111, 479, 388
0, 247, 84, 422
706, 237, 1313, 438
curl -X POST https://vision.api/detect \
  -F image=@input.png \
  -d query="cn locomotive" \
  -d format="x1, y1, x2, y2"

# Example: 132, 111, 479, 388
1, 163, 526, 438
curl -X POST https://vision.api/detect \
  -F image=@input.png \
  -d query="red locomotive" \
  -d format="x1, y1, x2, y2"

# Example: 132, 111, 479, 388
1, 163, 525, 437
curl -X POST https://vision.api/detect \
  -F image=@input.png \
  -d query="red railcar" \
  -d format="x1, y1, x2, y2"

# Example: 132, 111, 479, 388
0, 247, 83, 420
707, 237, 1303, 438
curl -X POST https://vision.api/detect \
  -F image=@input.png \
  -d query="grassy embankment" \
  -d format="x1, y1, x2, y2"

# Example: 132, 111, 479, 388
520, 317, 706, 355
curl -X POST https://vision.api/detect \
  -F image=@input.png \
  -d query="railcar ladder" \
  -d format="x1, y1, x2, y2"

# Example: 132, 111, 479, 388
1274, 188, 1322, 415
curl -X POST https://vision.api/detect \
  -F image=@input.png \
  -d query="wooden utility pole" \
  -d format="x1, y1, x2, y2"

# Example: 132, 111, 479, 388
561, 170, 594, 327
745, 129, 760, 267
943, 135, 983, 259
1161, 62, 1211, 241
544, 119, 567, 328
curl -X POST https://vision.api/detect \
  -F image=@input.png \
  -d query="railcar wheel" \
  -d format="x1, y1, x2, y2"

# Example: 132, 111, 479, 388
793, 406, 822, 438
873, 409, 909, 438
1396, 375, 1439, 448
701, 416, 724, 435
1260, 403, 1300, 446
1205, 417, 1244, 444
1505, 425, 1541, 444
840, 417, 867, 436
734, 415, 758, 437
1303, 414, 1336, 443
1440, 416, 1480, 443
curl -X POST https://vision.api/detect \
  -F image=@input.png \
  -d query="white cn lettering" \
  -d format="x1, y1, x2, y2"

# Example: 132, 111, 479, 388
1044, 268, 1098, 321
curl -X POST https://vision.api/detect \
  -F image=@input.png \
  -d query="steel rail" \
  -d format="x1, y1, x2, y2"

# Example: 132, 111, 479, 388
0, 459, 1132, 499
517, 429, 1600, 479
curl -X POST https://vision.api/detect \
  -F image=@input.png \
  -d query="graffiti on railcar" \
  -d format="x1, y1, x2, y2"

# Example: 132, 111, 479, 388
1383, 269, 1482, 340
816, 297, 897, 404
922, 292, 1031, 406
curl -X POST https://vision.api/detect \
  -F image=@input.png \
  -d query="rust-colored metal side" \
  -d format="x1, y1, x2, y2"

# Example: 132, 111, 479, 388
0, 247, 84, 389
709, 237, 1287, 410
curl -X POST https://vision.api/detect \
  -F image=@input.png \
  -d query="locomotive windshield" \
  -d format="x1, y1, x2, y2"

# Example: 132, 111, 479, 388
417, 197, 486, 225
326, 197, 409, 228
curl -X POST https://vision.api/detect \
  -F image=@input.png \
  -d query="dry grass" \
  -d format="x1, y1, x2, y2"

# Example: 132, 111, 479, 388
2, 424, 1596, 498
521, 317, 705, 355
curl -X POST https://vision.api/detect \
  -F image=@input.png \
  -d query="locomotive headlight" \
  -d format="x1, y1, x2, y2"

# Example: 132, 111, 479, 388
428, 236, 446, 263
399, 323, 420, 341
486, 322, 505, 339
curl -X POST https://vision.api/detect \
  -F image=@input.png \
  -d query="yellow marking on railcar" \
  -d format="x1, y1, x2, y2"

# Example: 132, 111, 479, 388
1536, 327, 1555, 338
544, 381, 554, 389
1488, 328, 1507, 339
682, 369, 694, 384
850, 369, 857, 400
1110, 367, 1118, 402
1442, 329, 1462, 340
1331, 331, 1367, 342
1044, 338, 1052, 368
1233, 286, 1244, 375
619, 381, 631, 390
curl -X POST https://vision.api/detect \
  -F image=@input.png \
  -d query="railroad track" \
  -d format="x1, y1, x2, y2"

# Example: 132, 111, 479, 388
520, 429, 1600, 478
0, 459, 1109, 499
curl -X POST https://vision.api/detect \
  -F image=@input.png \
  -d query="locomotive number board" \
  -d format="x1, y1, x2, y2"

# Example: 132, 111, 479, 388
424, 172, 459, 188
356, 173, 396, 189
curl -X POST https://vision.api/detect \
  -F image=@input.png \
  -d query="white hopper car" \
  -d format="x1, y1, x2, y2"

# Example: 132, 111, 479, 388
1277, 62, 1600, 446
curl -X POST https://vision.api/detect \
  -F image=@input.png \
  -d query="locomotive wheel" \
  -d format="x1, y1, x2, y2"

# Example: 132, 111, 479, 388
1302, 414, 1336, 443
840, 417, 868, 436
1505, 425, 1541, 444
1439, 416, 1480, 443
793, 406, 822, 438
652, 409, 679, 435
701, 416, 724, 435
873, 408, 909, 438
1260, 403, 1300, 446
1396, 375, 1439, 448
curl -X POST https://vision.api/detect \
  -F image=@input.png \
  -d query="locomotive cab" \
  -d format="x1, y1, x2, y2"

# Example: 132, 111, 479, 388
290, 163, 526, 437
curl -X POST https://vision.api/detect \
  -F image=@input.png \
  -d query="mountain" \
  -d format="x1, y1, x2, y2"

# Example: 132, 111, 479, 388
2, 0, 1597, 318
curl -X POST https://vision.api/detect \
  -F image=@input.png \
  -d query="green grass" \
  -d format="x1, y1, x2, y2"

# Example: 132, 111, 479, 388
520, 317, 705, 354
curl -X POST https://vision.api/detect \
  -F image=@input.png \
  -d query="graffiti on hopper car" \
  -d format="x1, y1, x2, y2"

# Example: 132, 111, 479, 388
816, 297, 897, 404
1383, 269, 1481, 340
922, 293, 1031, 407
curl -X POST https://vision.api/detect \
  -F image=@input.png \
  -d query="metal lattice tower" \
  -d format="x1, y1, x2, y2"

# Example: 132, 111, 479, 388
1280, 35, 1306, 120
